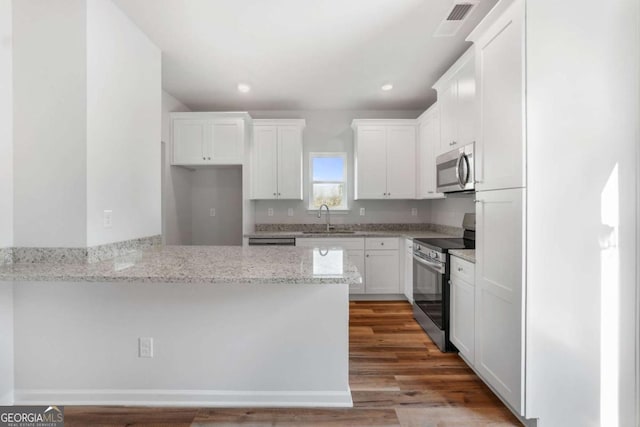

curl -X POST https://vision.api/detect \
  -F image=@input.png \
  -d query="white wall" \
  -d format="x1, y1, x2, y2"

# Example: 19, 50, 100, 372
0, 0, 12, 249
13, 281, 350, 406
250, 110, 432, 224
191, 168, 243, 246
162, 91, 192, 245
86, 0, 161, 246
0, 283, 13, 404
525, 0, 639, 425
425, 195, 475, 228
12, 0, 87, 247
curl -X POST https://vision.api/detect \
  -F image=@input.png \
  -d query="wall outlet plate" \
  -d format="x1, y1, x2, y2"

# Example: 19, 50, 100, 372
287, 208, 294, 217
411, 208, 418, 216
103, 210, 113, 228
138, 337, 153, 358
268, 208, 274, 217
210, 208, 216, 217
359, 208, 365, 216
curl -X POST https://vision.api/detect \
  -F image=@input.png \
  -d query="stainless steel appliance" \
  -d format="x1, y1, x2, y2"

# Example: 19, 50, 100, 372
436, 143, 475, 193
248, 238, 296, 246
412, 213, 475, 352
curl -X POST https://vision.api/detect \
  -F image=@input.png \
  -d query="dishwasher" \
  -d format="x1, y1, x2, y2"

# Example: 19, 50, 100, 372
248, 238, 296, 246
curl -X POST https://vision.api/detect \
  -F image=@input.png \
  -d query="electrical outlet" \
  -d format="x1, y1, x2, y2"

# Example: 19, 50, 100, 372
411, 208, 418, 217
138, 337, 153, 358
210, 208, 216, 217
287, 208, 294, 217
268, 208, 274, 217
359, 207, 365, 216
103, 210, 113, 228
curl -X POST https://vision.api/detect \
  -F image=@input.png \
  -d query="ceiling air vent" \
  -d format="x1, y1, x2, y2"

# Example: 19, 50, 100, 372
434, 1, 479, 37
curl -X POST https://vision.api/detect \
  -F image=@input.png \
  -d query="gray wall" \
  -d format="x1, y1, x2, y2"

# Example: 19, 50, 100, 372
191, 167, 243, 246
250, 109, 437, 224
162, 91, 193, 245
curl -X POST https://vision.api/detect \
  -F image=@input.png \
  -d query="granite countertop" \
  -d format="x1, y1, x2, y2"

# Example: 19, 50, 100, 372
0, 246, 362, 286
245, 230, 455, 240
449, 249, 476, 264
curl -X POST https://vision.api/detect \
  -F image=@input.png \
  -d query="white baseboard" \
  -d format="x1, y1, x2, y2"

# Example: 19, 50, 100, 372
14, 388, 353, 408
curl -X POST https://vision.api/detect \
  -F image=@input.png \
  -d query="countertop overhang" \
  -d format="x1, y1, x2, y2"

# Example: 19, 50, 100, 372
0, 245, 362, 286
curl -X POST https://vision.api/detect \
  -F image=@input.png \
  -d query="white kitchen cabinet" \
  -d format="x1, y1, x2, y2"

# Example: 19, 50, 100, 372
450, 255, 475, 363
403, 238, 414, 303
251, 120, 305, 200
172, 115, 246, 166
468, 0, 525, 191
353, 120, 416, 200
474, 187, 525, 413
416, 104, 445, 199
432, 47, 476, 155
365, 249, 400, 294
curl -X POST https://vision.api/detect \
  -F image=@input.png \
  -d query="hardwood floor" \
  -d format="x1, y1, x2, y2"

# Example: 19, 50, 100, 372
65, 301, 519, 426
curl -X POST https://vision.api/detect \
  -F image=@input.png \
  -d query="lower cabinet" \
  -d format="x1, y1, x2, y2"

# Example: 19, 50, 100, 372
364, 249, 399, 294
449, 255, 475, 362
296, 237, 400, 295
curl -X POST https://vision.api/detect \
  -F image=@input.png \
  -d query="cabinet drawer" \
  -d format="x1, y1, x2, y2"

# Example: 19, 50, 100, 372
296, 237, 364, 250
365, 238, 399, 250
450, 256, 475, 284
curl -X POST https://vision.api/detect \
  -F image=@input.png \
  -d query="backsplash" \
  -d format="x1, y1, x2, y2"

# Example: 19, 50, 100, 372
255, 222, 464, 237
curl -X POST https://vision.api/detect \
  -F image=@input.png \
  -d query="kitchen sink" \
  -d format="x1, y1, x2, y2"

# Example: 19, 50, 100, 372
302, 230, 356, 235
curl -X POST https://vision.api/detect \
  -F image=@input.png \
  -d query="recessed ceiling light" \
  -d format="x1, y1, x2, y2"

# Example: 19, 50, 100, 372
237, 83, 251, 93
381, 84, 393, 91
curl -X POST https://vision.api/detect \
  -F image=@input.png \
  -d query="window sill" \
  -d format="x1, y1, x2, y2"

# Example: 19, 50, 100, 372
307, 209, 351, 215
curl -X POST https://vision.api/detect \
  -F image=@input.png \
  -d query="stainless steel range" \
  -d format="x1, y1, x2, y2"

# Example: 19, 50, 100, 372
412, 213, 475, 352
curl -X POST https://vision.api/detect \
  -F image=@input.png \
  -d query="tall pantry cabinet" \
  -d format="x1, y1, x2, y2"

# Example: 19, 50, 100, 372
467, 0, 527, 416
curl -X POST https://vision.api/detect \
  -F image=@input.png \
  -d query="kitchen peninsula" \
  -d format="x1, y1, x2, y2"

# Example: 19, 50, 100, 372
0, 246, 359, 407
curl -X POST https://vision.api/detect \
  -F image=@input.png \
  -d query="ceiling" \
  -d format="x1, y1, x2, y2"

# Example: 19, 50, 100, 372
113, 0, 498, 111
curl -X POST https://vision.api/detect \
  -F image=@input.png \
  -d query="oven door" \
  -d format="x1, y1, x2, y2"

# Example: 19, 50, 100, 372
412, 253, 445, 329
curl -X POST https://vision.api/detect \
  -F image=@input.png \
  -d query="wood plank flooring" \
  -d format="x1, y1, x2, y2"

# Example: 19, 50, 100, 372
64, 301, 520, 426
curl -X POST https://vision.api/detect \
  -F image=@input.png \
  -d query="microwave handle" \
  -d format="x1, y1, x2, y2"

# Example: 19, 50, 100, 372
456, 153, 469, 188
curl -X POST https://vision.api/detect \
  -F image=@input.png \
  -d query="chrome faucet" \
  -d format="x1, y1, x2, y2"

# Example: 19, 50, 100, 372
317, 204, 334, 232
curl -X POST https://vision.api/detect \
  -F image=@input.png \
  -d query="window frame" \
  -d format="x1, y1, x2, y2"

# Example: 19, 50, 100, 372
308, 152, 349, 211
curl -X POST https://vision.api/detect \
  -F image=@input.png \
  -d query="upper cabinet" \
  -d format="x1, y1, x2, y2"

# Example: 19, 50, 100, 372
468, 0, 525, 191
250, 119, 305, 200
353, 120, 416, 200
171, 113, 249, 166
416, 104, 445, 199
432, 47, 476, 155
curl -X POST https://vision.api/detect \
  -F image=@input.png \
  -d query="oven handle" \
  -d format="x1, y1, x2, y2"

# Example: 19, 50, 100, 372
413, 253, 445, 273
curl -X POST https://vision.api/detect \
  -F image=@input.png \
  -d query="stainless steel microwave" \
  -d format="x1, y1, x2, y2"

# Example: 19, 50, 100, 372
436, 143, 475, 193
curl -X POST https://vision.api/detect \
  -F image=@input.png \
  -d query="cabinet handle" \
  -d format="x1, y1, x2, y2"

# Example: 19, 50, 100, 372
366, 254, 370, 258
208, 157, 211, 160
388, 193, 391, 196
428, 191, 434, 194
278, 193, 281, 196
458, 267, 463, 272
273, 193, 277, 196
381, 242, 384, 246
202, 157, 206, 160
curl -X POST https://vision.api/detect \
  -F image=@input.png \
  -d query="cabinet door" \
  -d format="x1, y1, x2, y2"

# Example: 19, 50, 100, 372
173, 119, 206, 164
386, 126, 416, 199
475, 0, 524, 191
365, 250, 399, 294
277, 126, 303, 200
475, 187, 524, 413
355, 126, 388, 199
207, 120, 243, 164
450, 275, 475, 362
418, 109, 445, 199
438, 81, 458, 154
347, 250, 366, 294
455, 56, 477, 148
251, 126, 278, 199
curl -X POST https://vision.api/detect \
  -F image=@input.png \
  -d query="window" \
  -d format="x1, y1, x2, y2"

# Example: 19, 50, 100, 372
309, 152, 348, 210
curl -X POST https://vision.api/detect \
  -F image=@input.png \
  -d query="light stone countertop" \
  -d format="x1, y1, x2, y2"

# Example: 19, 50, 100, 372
449, 249, 476, 264
0, 245, 362, 286
245, 230, 455, 240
